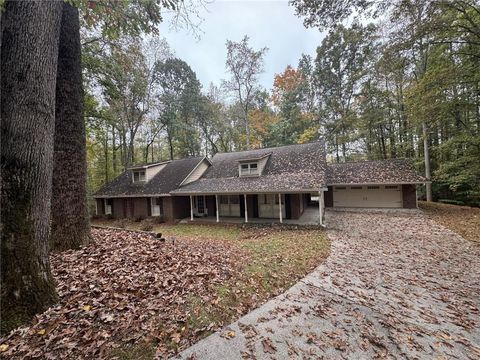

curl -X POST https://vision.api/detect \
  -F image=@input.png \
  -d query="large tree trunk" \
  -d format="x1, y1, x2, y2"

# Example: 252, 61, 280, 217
50, 3, 90, 251
0, 0, 62, 334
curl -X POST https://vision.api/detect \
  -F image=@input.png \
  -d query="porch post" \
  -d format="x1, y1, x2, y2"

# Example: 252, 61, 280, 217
279, 193, 283, 223
244, 194, 248, 223
215, 194, 220, 222
318, 190, 324, 226
190, 196, 194, 221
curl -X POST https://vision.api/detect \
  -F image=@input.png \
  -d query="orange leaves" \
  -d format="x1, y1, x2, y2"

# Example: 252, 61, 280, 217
272, 65, 306, 106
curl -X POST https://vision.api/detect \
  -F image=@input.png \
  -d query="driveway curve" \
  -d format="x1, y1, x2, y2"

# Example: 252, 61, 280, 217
177, 210, 480, 359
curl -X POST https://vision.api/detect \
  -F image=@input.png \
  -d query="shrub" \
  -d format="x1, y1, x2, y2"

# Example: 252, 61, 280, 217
115, 219, 128, 229
438, 199, 465, 206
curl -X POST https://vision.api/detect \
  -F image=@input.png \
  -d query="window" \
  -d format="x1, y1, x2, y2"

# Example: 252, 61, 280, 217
351, 186, 362, 190
133, 170, 146, 182
261, 194, 273, 205
367, 186, 379, 190
105, 198, 113, 215
151, 197, 162, 216
385, 185, 399, 190
229, 195, 240, 204
335, 186, 346, 190
239, 162, 259, 176
220, 195, 229, 204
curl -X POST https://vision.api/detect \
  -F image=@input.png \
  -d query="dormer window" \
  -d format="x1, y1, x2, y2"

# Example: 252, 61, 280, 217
240, 162, 258, 176
133, 170, 146, 183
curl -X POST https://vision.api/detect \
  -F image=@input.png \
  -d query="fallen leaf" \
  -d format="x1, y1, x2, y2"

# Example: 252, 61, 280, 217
262, 338, 277, 354
171, 333, 181, 344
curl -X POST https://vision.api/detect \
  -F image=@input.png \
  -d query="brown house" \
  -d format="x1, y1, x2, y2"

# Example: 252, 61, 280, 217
94, 157, 210, 222
94, 141, 426, 225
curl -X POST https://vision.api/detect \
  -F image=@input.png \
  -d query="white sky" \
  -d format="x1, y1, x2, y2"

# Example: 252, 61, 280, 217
159, 0, 326, 91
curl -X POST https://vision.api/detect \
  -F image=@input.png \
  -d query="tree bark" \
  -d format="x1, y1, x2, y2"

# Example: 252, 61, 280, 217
423, 121, 432, 201
0, 0, 62, 334
50, 3, 90, 251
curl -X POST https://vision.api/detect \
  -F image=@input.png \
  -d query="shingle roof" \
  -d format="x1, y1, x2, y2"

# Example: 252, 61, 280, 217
172, 141, 327, 194
94, 157, 205, 197
326, 158, 426, 185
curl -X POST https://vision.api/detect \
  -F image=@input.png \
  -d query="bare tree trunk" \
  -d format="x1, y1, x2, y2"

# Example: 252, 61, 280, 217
51, 3, 90, 251
104, 130, 109, 183
112, 125, 117, 174
423, 121, 432, 201
1, 0, 62, 334
245, 109, 250, 150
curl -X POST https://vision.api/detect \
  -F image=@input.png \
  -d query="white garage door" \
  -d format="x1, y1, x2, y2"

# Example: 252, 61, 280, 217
333, 185, 402, 208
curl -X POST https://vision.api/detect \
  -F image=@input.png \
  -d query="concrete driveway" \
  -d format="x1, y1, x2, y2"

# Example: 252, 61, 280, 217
177, 210, 480, 359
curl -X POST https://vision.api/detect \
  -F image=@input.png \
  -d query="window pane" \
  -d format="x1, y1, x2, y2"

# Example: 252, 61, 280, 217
250, 163, 257, 169
241, 164, 248, 169
220, 195, 229, 204
230, 195, 239, 204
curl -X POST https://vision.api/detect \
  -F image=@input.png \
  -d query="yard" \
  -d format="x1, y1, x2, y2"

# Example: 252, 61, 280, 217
0, 221, 329, 359
419, 201, 480, 243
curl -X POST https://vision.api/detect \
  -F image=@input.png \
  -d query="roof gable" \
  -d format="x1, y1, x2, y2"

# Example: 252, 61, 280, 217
94, 157, 205, 197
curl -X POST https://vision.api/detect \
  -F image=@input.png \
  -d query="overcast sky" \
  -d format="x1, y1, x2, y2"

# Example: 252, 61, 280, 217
159, 0, 326, 92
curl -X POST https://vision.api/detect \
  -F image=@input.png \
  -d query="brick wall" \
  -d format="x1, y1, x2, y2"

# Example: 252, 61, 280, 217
132, 198, 149, 218
324, 187, 333, 208
402, 184, 417, 208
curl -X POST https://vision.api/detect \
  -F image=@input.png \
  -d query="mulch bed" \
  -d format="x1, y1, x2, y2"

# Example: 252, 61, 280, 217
0, 228, 247, 359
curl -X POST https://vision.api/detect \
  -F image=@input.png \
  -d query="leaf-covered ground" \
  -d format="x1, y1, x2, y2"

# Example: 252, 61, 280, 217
420, 201, 480, 244
0, 224, 329, 359
180, 211, 480, 359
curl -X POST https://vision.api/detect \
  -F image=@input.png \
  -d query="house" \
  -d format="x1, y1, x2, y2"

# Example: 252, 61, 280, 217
93, 141, 426, 225
94, 157, 211, 222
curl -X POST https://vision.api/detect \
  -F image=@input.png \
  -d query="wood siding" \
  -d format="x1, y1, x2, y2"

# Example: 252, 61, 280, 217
182, 159, 210, 185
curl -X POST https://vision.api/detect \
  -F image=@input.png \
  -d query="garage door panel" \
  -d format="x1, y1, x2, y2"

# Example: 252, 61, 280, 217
333, 185, 402, 208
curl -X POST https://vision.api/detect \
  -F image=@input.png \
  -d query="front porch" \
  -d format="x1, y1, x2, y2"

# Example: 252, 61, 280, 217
185, 192, 326, 226
180, 205, 322, 226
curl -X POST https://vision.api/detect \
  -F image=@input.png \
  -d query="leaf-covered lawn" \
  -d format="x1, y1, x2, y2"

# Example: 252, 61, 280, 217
1, 223, 329, 359
419, 201, 480, 243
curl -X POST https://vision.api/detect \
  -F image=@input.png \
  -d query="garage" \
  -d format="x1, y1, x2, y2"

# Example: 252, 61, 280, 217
333, 185, 403, 208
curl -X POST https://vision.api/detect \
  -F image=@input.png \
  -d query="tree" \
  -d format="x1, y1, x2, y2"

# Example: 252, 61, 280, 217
1, 0, 63, 334
314, 23, 377, 161
290, 0, 384, 30
50, 3, 90, 252
154, 58, 202, 159
291, 0, 480, 205
224, 36, 268, 149
270, 65, 315, 145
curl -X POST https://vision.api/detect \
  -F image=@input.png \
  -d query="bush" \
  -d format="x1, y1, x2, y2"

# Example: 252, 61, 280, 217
438, 199, 466, 206
140, 219, 154, 231
141, 223, 153, 231
114, 219, 128, 229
